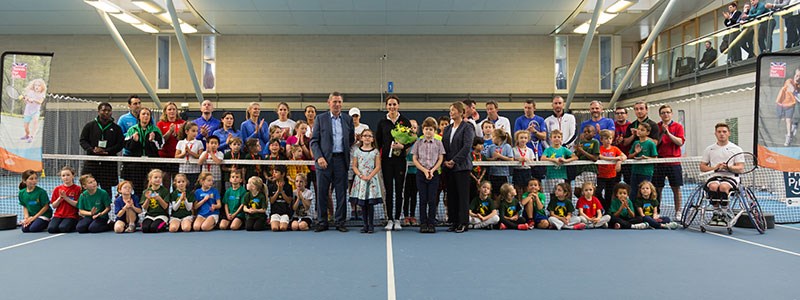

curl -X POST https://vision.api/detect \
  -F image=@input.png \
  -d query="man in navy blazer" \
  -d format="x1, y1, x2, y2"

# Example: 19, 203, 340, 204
311, 91, 355, 232
442, 101, 475, 233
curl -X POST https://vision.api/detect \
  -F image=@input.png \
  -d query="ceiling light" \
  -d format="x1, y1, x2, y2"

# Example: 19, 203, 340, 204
111, 12, 140, 24
157, 12, 173, 24
132, 23, 159, 33
179, 23, 197, 34
84, 0, 120, 13
606, 0, 637, 14
597, 12, 617, 24
132, 0, 163, 13
573, 23, 591, 34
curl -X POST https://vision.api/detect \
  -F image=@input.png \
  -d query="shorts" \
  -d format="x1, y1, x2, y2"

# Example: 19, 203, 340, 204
652, 164, 684, 187
270, 214, 290, 224
170, 216, 194, 223
292, 217, 312, 224
777, 105, 795, 119
197, 214, 219, 224
705, 176, 739, 192
573, 171, 597, 188
23, 111, 40, 123
512, 168, 532, 187
144, 215, 169, 223
542, 178, 565, 194
534, 213, 549, 223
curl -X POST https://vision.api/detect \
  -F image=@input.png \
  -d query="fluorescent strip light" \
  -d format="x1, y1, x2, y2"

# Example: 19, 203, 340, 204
180, 23, 197, 34
157, 12, 173, 24
573, 22, 591, 34
606, 0, 636, 14
132, 0, 163, 13
111, 12, 140, 24
84, 0, 120, 13
597, 12, 617, 24
132, 23, 159, 33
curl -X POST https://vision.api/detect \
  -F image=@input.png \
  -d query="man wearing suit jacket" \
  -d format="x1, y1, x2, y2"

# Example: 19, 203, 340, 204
442, 101, 476, 233
311, 91, 355, 232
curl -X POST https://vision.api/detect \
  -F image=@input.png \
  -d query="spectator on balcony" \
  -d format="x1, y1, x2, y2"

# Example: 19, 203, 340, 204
698, 41, 718, 70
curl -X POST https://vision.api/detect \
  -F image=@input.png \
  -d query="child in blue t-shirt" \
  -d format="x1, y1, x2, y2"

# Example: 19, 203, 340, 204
483, 129, 514, 197
193, 172, 221, 232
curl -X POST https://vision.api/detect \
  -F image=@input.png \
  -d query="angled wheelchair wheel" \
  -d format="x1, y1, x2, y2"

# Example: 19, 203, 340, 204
744, 187, 767, 234
682, 186, 704, 228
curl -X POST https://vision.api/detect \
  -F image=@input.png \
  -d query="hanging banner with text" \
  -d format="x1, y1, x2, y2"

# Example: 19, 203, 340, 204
0, 52, 53, 173
756, 54, 800, 172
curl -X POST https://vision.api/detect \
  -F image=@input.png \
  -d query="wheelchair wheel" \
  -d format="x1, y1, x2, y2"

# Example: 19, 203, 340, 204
682, 186, 704, 228
744, 187, 767, 234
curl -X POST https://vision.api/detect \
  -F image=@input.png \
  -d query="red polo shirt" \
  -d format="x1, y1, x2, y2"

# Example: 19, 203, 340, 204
50, 184, 82, 219
657, 120, 685, 165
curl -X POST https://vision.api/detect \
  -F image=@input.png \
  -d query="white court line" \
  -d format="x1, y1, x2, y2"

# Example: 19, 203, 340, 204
386, 231, 396, 300
776, 224, 800, 231
701, 230, 800, 258
0, 233, 65, 252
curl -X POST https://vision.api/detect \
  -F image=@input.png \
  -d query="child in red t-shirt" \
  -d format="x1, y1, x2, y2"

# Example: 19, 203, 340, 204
597, 129, 626, 210
576, 182, 610, 229
48, 166, 82, 233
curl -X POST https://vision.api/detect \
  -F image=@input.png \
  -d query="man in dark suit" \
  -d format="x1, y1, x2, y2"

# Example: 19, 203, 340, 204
442, 101, 476, 233
310, 91, 355, 232
723, 2, 742, 62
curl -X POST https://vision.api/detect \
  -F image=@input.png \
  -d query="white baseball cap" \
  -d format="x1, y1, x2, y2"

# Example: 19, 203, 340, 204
349, 107, 361, 116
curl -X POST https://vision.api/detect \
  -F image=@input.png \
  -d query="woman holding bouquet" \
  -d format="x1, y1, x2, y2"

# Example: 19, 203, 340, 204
375, 95, 412, 231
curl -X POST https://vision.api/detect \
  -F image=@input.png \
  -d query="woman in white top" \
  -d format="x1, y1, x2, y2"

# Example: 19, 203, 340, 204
268, 102, 296, 140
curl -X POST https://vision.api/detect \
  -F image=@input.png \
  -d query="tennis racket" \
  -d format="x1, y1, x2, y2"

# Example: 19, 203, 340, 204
5, 85, 19, 100
725, 151, 758, 175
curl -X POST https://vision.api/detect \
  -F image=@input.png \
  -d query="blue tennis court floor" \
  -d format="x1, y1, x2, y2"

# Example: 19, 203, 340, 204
0, 224, 798, 300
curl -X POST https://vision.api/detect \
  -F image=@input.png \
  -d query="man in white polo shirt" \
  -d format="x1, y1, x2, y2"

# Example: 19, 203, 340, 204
477, 100, 511, 138
699, 123, 744, 226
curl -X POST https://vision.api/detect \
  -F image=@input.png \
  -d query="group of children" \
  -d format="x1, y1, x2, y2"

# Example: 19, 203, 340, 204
18, 162, 315, 233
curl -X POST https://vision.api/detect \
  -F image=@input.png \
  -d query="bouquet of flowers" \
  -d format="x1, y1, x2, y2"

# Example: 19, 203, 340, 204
390, 124, 417, 157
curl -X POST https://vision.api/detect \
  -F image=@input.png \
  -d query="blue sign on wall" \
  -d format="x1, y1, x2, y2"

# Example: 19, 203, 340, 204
784, 172, 800, 206
387, 81, 394, 93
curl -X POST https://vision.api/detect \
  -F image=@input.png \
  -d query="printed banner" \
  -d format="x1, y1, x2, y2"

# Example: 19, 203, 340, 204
756, 54, 800, 172
0, 52, 53, 173
784, 172, 800, 206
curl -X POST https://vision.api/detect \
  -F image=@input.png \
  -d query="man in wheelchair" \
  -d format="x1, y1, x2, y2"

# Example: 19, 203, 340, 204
699, 123, 744, 226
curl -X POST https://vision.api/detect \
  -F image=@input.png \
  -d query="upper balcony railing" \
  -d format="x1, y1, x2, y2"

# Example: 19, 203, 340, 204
613, 3, 800, 92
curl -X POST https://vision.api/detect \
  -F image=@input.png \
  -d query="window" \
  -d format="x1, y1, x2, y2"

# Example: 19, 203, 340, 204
156, 35, 170, 90
599, 36, 612, 91
555, 36, 568, 90
726, 117, 739, 144
202, 35, 216, 91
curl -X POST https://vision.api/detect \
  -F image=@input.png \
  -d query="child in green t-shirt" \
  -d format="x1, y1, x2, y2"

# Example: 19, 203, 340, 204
18, 170, 51, 233
574, 126, 600, 187
468, 181, 499, 229
541, 129, 578, 194
608, 183, 648, 229
141, 169, 170, 233
628, 123, 658, 199
168, 173, 195, 232
635, 180, 679, 229
220, 170, 246, 231
75, 174, 112, 233
498, 183, 529, 230
520, 178, 549, 229
547, 182, 585, 230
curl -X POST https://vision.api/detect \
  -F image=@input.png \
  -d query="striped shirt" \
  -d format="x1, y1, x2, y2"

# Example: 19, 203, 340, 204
412, 137, 446, 170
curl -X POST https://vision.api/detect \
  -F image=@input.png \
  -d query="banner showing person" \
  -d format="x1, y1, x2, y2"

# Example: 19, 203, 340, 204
0, 52, 53, 173
756, 54, 800, 172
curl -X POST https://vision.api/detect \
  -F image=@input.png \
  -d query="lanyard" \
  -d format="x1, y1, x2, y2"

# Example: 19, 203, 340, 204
517, 147, 527, 166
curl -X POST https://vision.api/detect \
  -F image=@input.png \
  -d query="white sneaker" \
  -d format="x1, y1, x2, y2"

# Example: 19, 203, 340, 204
631, 223, 650, 229
675, 211, 682, 222
665, 222, 680, 230
393, 222, 402, 231
384, 220, 394, 231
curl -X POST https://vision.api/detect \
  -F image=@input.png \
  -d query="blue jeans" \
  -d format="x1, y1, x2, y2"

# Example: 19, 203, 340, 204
76, 217, 111, 233
417, 172, 440, 225
642, 216, 671, 229
48, 217, 77, 233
